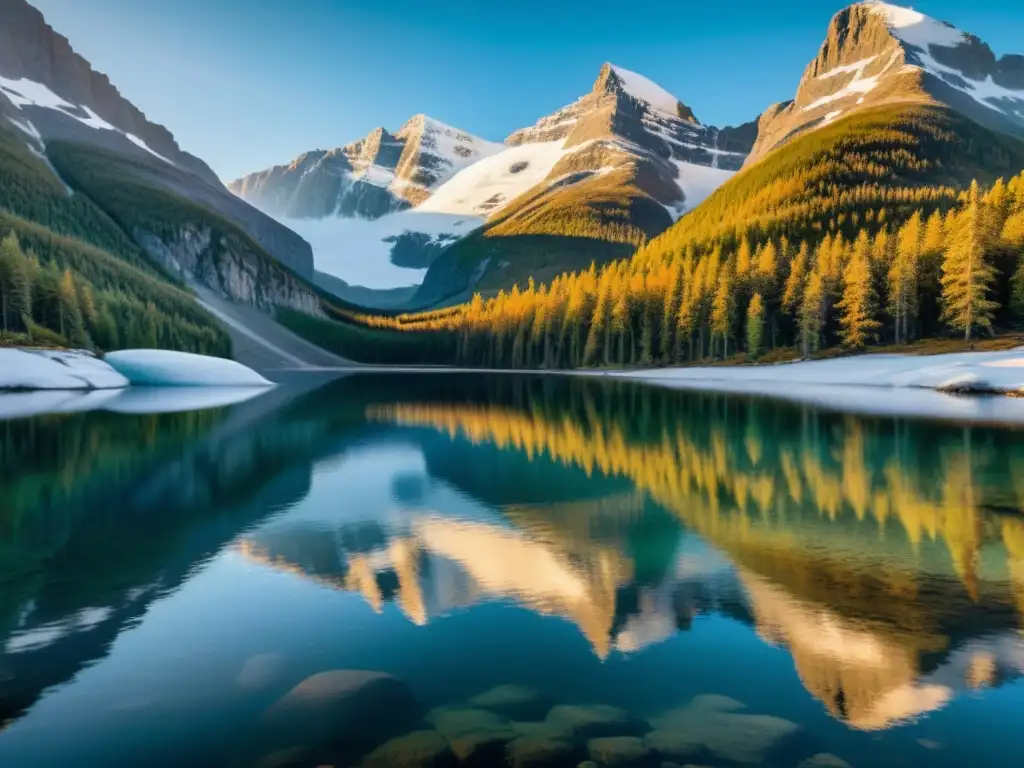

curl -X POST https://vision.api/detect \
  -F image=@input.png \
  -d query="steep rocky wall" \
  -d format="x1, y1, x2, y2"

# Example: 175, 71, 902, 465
134, 226, 323, 316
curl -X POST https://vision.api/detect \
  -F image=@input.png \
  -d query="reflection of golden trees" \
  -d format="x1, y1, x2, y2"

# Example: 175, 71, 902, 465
368, 389, 1024, 728
368, 394, 1024, 616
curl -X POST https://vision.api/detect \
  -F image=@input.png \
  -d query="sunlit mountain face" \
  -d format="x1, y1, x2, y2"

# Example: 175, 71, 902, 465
4, 374, 1024, 766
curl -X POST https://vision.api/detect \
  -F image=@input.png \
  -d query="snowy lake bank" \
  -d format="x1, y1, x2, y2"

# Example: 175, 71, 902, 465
605, 350, 1024, 424
0, 348, 274, 417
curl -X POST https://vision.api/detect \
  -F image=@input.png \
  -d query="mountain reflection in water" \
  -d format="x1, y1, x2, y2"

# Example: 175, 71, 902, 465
2, 373, 1024, 766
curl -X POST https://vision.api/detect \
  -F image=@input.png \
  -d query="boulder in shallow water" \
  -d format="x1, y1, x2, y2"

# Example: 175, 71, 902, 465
642, 729, 707, 763
469, 684, 555, 721
506, 734, 586, 768
546, 704, 648, 740
798, 755, 853, 768
425, 706, 516, 767
361, 730, 457, 768
512, 720, 575, 742
237, 652, 285, 692
262, 669, 418, 754
649, 694, 801, 765
588, 736, 655, 767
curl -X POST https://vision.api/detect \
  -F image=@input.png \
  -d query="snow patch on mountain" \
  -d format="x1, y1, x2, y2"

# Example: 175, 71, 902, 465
280, 210, 482, 290
868, 2, 965, 50
669, 160, 736, 218
866, 2, 1024, 116
407, 115, 504, 189
417, 140, 576, 217
803, 53, 899, 112
0, 75, 174, 165
899, 48, 1024, 115
610, 65, 681, 116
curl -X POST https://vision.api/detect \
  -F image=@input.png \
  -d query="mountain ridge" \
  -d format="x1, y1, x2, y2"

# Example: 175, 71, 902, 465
749, 1, 1024, 164
0, 0, 315, 283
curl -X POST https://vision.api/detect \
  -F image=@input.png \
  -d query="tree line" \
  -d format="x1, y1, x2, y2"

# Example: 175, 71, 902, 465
316, 169, 1024, 368
0, 229, 229, 354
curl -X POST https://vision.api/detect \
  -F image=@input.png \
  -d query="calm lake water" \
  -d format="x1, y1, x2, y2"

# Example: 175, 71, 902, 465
3, 373, 1024, 767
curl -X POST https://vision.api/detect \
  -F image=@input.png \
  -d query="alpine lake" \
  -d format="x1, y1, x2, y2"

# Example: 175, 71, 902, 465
3, 371, 1024, 768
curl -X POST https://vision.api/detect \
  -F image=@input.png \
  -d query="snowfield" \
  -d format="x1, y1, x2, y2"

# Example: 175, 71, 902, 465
610, 351, 1024, 422
0, 348, 271, 392
104, 350, 272, 387
418, 140, 578, 218
0, 75, 173, 164
0, 349, 129, 390
279, 210, 482, 290
610, 65, 681, 116
670, 160, 736, 217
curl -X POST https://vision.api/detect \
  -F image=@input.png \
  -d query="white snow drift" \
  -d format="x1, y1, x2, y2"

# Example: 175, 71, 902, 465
0, 348, 271, 392
104, 350, 272, 387
0, 349, 129, 390
611, 351, 1024, 422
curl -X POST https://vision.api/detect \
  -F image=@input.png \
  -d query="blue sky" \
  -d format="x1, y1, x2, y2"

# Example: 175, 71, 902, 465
29, 0, 1024, 181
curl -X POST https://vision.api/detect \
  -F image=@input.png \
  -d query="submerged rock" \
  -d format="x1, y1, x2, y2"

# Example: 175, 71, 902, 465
469, 684, 555, 721
506, 734, 586, 768
261, 669, 418, 754
237, 652, 285, 692
588, 736, 655, 767
649, 694, 801, 766
425, 706, 516, 766
512, 720, 575, 742
798, 755, 853, 768
546, 704, 648, 740
642, 730, 706, 763
361, 730, 457, 768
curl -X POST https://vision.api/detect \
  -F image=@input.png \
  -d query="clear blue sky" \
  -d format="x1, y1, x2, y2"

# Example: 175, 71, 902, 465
28, 0, 1024, 181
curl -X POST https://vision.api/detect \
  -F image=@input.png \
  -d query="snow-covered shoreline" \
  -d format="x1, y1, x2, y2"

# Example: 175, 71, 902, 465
605, 350, 1024, 423
0, 348, 272, 392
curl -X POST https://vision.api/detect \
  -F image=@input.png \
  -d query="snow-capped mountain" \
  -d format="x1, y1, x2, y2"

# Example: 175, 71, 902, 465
231, 63, 757, 298
229, 115, 502, 220
412, 63, 759, 305
749, 1, 1024, 163
0, 0, 313, 279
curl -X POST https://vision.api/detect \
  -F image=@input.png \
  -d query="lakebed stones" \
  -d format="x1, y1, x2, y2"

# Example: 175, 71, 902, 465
546, 704, 649, 741
261, 669, 418, 754
587, 735, 655, 767
797, 754, 853, 768
648, 694, 801, 766
469, 684, 555, 721
425, 706, 517, 767
361, 730, 457, 768
506, 734, 587, 768
642, 729, 706, 763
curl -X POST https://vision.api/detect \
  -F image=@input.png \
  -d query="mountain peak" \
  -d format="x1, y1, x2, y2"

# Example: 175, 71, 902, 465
592, 62, 698, 122
747, 1, 1024, 164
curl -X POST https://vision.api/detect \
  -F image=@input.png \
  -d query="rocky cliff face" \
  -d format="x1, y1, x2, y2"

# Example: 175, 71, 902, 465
0, 0, 314, 280
229, 115, 500, 220
748, 1, 1024, 164
134, 225, 323, 315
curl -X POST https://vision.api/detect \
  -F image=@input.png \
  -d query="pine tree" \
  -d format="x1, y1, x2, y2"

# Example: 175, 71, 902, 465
889, 211, 921, 344
799, 270, 825, 357
710, 258, 736, 358
838, 230, 880, 348
746, 292, 765, 359
941, 181, 999, 346
0, 232, 31, 332
782, 241, 809, 314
